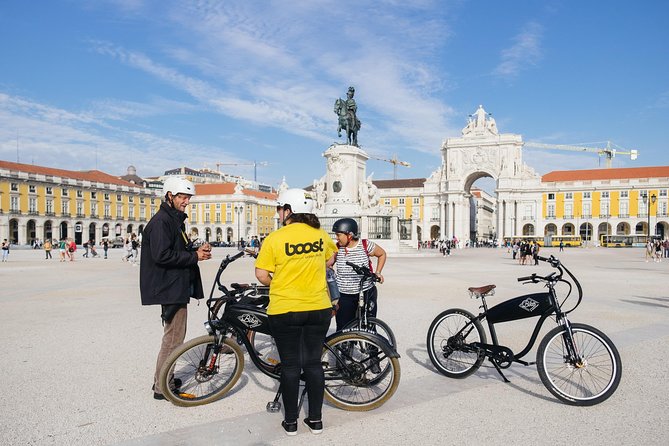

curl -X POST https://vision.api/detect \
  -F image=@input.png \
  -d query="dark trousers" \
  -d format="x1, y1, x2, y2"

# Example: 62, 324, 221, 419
335, 286, 378, 331
268, 308, 331, 423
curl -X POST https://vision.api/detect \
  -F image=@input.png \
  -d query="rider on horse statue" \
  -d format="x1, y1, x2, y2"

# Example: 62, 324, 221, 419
334, 86, 361, 146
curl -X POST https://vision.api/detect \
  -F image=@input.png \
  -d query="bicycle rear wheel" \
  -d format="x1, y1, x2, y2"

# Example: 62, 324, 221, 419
159, 335, 244, 407
322, 332, 400, 411
537, 323, 622, 406
343, 317, 397, 347
426, 308, 486, 378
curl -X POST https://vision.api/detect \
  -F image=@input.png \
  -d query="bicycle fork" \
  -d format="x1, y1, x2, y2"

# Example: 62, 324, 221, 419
559, 319, 584, 368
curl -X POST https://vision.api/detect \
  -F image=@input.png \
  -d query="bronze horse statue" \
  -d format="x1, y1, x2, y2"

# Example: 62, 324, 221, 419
334, 97, 361, 146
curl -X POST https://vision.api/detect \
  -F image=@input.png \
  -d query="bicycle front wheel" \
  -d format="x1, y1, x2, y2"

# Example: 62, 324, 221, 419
248, 330, 281, 373
159, 335, 244, 407
322, 332, 400, 411
343, 317, 397, 347
426, 308, 486, 378
537, 323, 622, 406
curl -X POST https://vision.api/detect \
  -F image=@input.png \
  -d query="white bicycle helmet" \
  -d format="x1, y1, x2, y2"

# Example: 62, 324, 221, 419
162, 176, 196, 197
277, 188, 314, 214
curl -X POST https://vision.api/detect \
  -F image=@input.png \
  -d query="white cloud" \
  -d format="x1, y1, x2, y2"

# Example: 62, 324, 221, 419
493, 21, 544, 79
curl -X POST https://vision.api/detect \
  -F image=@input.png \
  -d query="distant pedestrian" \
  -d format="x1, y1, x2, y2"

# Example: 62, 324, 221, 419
89, 240, 99, 258
1, 239, 9, 262
102, 239, 109, 259
83, 241, 90, 258
58, 238, 67, 262
532, 241, 540, 265
44, 239, 53, 260
559, 240, 564, 252
68, 239, 76, 262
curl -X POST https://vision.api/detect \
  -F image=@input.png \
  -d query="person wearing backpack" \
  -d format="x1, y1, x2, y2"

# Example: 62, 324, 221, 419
331, 218, 387, 331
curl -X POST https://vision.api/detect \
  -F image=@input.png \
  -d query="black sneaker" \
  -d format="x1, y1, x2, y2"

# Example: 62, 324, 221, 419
282, 420, 298, 436
303, 418, 323, 434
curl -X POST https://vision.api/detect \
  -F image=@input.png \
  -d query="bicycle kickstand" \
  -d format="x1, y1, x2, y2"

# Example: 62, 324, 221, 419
489, 358, 511, 383
267, 385, 282, 413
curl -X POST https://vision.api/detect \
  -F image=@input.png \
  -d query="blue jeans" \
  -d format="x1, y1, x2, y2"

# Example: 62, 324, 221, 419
268, 308, 331, 422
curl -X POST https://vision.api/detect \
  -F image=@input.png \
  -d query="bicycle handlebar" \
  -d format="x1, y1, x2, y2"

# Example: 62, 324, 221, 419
517, 254, 583, 313
345, 261, 381, 282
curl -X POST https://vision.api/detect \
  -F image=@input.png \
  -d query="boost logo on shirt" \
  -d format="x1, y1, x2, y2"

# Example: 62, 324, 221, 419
285, 239, 324, 256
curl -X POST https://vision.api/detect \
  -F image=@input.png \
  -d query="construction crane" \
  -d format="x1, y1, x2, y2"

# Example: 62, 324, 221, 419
523, 141, 638, 168
369, 154, 411, 179
215, 161, 269, 182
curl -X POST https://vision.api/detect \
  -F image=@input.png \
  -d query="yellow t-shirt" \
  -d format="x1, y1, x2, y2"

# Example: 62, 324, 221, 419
255, 223, 337, 315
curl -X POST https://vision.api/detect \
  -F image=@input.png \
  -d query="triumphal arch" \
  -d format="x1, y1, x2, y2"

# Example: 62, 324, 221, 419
423, 105, 542, 241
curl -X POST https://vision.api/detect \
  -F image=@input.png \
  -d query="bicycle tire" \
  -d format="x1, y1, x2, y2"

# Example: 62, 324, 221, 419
158, 335, 244, 407
343, 316, 397, 347
537, 323, 622, 406
426, 308, 486, 378
321, 331, 400, 411
248, 330, 281, 373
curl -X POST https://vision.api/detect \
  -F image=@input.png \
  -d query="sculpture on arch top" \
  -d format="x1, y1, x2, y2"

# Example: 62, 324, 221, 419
462, 105, 498, 136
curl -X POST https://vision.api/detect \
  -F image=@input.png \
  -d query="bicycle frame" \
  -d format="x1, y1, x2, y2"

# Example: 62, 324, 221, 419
463, 255, 584, 380
202, 251, 399, 393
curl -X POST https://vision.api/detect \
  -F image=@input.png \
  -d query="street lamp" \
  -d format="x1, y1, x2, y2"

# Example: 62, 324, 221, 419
234, 205, 244, 247
642, 193, 657, 242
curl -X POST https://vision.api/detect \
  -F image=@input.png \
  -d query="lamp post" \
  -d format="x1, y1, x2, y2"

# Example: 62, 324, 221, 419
642, 192, 657, 242
234, 205, 243, 248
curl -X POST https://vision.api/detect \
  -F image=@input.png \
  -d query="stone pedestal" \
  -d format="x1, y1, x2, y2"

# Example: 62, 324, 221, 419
321, 144, 369, 216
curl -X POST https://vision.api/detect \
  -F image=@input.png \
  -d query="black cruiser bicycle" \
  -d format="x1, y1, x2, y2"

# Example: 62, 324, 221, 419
426, 255, 621, 406
159, 250, 401, 411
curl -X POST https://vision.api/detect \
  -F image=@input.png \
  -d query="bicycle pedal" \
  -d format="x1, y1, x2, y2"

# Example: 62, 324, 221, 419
266, 401, 282, 412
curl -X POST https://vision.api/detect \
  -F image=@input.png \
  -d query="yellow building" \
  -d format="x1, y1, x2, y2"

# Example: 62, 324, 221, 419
0, 160, 158, 245
540, 167, 669, 243
190, 183, 278, 244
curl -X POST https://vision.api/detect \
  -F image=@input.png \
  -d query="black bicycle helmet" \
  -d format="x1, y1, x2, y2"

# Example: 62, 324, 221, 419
332, 218, 359, 237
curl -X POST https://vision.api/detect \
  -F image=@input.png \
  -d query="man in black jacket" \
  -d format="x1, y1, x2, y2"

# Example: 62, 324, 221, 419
140, 177, 212, 400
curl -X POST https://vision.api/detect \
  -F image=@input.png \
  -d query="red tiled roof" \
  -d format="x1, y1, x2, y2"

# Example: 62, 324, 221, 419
372, 178, 426, 189
542, 166, 669, 182
195, 183, 277, 200
0, 159, 140, 187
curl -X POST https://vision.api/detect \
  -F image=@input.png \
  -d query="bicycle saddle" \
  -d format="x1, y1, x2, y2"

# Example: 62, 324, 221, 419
468, 284, 496, 297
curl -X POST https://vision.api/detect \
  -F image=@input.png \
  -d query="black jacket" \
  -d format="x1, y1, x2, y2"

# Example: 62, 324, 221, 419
140, 202, 204, 306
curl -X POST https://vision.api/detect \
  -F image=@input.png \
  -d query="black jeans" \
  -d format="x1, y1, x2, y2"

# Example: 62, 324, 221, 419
335, 286, 378, 331
268, 308, 331, 423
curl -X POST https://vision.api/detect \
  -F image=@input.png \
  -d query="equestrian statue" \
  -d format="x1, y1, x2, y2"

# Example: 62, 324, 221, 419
334, 86, 361, 146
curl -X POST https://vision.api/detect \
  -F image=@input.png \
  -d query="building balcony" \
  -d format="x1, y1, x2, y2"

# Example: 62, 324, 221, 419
76, 213, 86, 218
618, 213, 629, 218
9, 209, 22, 215
90, 214, 98, 219
581, 214, 592, 219
563, 214, 574, 219
204, 219, 211, 224
523, 216, 535, 221
638, 213, 648, 218
600, 213, 610, 218
545, 215, 555, 220
45, 212, 56, 217
128, 217, 135, 221
657, 212, 668, 218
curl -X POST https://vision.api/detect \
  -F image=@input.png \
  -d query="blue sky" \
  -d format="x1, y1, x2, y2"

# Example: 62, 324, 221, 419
1, 0, 667, 190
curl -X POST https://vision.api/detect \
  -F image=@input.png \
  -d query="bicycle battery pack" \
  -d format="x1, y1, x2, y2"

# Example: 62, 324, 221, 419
224, 303, 272, 335
486, 293, 553, 324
